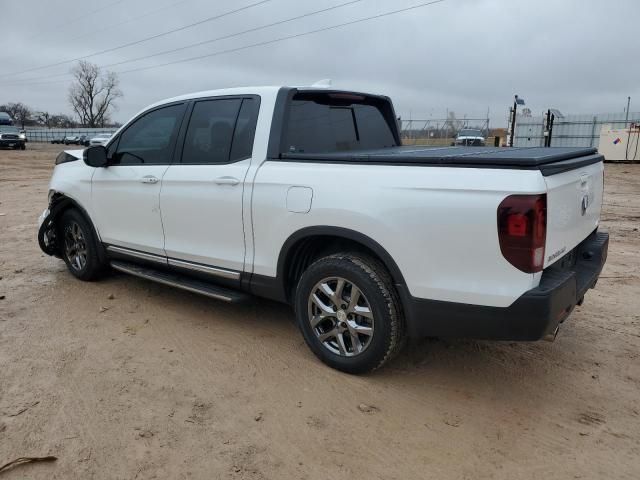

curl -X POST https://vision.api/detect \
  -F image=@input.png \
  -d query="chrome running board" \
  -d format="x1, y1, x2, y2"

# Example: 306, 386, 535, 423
110, 260, 248, 303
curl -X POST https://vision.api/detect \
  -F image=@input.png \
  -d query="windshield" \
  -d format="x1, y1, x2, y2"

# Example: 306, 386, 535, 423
0, 126, 19, 134
458, 129, 483, 137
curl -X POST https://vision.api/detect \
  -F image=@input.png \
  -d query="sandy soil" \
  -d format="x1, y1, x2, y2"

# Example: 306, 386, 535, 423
1, 143, 639, 479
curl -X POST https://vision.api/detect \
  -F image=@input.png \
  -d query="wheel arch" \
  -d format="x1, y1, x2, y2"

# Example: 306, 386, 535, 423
39, 192, 106, 262
267, 226, 408, 304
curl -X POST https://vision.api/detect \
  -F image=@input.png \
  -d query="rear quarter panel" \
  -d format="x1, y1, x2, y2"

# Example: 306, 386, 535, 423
251, 162, 548, 308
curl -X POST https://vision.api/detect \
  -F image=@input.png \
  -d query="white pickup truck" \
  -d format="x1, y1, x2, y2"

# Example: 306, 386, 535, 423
38, 86, 609, 373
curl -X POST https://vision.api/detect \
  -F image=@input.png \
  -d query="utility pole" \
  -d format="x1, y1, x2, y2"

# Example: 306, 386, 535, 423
625, 96, 631, 127
486, 106, 490, 139
508, 94, 525, 147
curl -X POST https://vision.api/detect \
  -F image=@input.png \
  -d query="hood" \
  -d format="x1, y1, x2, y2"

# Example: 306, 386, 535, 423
65, 149, 84, 159
55, 149, 85, 165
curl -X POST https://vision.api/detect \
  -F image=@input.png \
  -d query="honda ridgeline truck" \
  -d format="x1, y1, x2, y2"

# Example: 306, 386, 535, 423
37, 86, 608, 373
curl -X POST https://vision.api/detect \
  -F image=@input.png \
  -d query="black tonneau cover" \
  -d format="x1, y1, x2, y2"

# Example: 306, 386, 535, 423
278, 146, 603, 176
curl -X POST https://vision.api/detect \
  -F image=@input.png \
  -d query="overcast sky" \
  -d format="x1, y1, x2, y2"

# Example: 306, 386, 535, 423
1, 0, 638, 127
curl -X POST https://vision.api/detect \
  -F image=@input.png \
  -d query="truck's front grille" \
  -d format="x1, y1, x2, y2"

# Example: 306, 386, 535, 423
1, 134, 19, 140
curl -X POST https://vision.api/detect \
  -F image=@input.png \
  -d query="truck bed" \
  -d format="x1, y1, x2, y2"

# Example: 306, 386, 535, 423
279, 146, 602, 176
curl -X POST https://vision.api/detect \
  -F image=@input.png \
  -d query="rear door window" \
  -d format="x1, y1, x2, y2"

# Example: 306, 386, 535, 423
182, 99, 240, 164
230, 98, 260, 161
181, 97, 260, 164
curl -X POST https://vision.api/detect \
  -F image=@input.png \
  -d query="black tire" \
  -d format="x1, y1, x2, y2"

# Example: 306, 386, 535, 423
20, 144, 25, 150
294, 253, 406, 374
58, 209, 107, 281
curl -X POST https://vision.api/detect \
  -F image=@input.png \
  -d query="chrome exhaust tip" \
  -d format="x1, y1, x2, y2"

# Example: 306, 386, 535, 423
543, 326, 559, 342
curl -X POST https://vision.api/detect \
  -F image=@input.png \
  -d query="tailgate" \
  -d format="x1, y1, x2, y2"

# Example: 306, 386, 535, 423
543, 160, 604, 268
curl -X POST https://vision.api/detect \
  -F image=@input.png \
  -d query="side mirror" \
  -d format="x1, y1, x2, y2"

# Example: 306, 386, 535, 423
84, 145, 108, 168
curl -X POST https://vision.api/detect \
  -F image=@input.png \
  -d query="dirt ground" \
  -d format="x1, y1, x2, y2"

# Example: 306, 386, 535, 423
1, 143, 639, 479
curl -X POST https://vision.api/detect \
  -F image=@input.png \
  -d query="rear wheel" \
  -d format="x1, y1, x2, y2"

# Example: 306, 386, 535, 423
294, 253, 406, 374
59, 209, 106, 281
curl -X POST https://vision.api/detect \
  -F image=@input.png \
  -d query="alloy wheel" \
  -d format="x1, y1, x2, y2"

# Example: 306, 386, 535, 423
64, 221, 88, 272
307, 277, 374, 357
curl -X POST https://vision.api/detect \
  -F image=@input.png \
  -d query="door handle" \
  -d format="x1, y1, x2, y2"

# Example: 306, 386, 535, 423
214, 176, 240, 186
140, 175, 159, 184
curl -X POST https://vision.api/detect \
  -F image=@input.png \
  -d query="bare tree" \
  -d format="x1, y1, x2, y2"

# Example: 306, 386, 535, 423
36, 111, 53, 127
51, 114, 76, 128
68, 60, 122, 128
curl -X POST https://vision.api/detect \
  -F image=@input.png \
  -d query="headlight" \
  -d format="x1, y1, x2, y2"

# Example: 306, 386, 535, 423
19, 133, 26, 140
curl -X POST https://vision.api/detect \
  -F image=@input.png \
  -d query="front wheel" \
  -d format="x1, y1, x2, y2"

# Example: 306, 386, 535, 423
294, 253, 406, 374
58, 209, 107, 281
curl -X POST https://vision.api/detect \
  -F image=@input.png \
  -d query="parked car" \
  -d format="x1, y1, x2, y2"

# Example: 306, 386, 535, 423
37, 85, 608, 373
0, 112, 12, 126
453, 128, 486, 146
63, 135, 80, 145
78, 135, 90, 146
0, 125, 26, 149
89, 133, 112, 146
51, 137, 66, 144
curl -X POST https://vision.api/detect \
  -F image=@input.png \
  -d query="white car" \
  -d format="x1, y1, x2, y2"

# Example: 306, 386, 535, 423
454, 128, 486, 146
89, 133, 112, 146
37, 85, 609, 373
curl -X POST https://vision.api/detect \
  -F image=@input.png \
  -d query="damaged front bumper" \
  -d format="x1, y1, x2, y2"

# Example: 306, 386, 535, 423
37, 207, 61, 257
38, 208, 49, 228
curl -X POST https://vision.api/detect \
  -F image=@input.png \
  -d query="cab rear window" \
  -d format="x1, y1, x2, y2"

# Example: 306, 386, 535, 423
282, 92, 397, 154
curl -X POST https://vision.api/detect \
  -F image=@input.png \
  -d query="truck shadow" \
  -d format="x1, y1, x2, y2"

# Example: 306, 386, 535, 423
104, 271, 585, 397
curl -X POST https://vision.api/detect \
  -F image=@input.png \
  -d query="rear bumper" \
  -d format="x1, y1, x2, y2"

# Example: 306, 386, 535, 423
401, 230, 609, 340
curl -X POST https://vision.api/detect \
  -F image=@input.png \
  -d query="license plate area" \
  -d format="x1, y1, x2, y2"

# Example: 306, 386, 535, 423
555, 248, 577, 271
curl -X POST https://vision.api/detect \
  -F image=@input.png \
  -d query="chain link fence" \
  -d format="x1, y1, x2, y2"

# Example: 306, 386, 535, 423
24, 128, 119, 143
514, 112, 640, 149
400, 118, 491, 146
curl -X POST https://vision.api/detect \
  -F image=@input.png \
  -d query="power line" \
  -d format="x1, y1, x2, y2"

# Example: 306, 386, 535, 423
64, 0, 194, 45
115, 0, 447, 75
28, 0, 130, 42
0, 0, 365, 86
102, 0, 365, 70
3, 0, 447, 88
0, 0, 272, 79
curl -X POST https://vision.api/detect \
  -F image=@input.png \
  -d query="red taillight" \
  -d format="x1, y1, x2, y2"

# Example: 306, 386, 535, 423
497, 194, 547, 273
